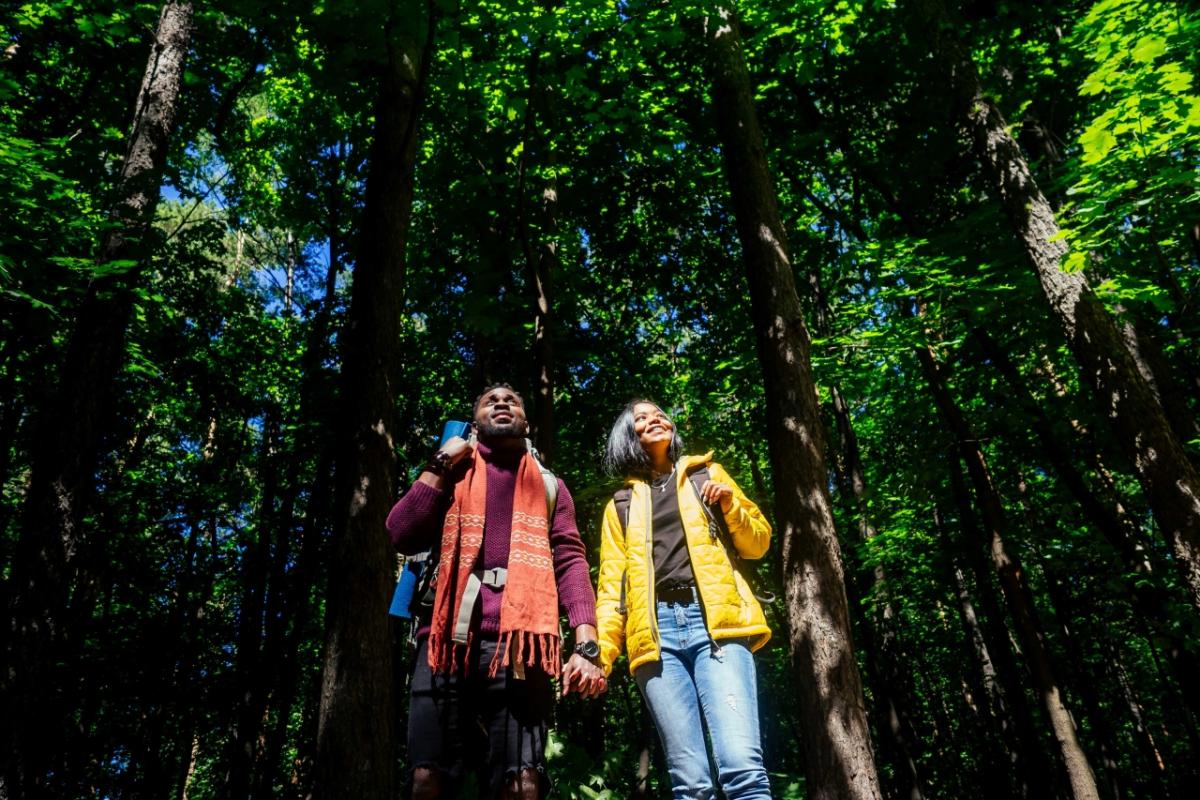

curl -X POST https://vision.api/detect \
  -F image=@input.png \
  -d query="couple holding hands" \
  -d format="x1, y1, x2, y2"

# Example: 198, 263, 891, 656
387, 384, 773, 800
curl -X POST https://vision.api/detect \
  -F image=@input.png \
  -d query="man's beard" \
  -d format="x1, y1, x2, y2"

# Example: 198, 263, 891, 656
477, 420, 527, 439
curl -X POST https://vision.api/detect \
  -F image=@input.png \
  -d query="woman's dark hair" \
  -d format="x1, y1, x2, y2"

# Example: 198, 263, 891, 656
602, 399, 685, 478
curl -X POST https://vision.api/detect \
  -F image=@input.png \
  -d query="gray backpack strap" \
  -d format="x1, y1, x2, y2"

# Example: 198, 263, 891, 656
613, 486, 633, 615
526, 439, 559, 518
453, 567, 508, 643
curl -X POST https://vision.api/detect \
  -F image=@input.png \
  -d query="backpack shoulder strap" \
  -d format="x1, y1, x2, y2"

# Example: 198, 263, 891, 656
612, 486, 633, 536
686, 465, 729, 541
525, 439, 558, 518
538, 462, 558, 518
612, 485, 633, 615
686, 463, 776, 605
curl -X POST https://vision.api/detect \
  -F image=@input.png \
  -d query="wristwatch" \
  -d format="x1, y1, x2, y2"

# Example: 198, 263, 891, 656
423, 450, 454, 476
574, 640, 600, 663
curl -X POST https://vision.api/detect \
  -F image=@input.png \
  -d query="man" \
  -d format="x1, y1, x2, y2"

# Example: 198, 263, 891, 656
387, 384, 604, 799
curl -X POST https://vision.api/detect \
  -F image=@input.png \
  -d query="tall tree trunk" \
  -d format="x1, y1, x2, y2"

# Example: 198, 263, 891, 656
943, 468, 1048, 800
1114, 312, 1199, 464
311, 9, 433, 799
1109, 648, 1172, 800
942, 544, 1014, 800
702, 7, 881, 799
830, 386, 926, 800
224, 411, 283, 799
3, 4, 193, 795
972, 328, 1200, 717
256, 214, 345, 800
527, 176, 558, 463
907, 0, 1200, 608
915, 341, 1101, 800
514, 22, 560, 463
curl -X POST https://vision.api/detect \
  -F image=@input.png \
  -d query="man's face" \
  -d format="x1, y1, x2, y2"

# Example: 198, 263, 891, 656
474, 387, 529, 439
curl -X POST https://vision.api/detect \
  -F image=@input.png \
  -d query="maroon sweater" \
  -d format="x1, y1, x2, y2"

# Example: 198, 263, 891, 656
386, 441, 597, 639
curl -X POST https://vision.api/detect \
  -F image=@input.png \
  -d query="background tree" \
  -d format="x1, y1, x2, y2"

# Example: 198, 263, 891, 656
1, 0, 1197, 797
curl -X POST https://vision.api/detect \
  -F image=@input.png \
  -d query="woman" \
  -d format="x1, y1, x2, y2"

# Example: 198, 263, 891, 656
595, 400, 773, 800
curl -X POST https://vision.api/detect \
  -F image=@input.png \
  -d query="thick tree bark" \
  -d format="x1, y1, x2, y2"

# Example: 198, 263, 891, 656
908, 0, 1200, 609
702, 7, 882, 799
3, 4, 193, 795
311, 11, 433, 800
915, 342, 1101, 800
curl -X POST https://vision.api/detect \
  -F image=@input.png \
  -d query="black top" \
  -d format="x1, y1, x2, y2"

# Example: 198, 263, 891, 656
651, 476, 695, 588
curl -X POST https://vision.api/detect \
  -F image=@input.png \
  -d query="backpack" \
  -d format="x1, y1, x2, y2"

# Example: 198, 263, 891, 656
612, 465, 774, 614
389, 441, 559, 619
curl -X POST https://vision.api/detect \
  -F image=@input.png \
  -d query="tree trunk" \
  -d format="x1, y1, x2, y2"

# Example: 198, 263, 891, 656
943, 546, 1013, 800
1110, 649, 1172, 800
1114, 312, 1199, 465
224, 411, 283, 799
528, 177, 558, 463
311, 9, 433, 799
943, 468, 1049, 800
256, 210, 345, 800
830, 387, 926, 800
915, 341, 1101, 800
972, 329, 1200, 717
702, 7, 881, 799
515, 26, 560, 464
3, 4, 193, 795
908, 0, 1200, 609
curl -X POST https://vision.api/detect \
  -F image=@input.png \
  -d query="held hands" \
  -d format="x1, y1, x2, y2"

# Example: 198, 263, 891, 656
561, 625, 606, 699
699, 479, 734, 512
561, 653, 606, 699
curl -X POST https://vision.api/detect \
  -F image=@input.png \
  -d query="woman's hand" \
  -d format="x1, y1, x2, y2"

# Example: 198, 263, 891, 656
699, 479, 734, 512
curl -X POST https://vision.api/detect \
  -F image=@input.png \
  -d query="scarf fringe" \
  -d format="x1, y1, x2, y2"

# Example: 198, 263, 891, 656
428, 630, 474, 675
489, 630, 562, 678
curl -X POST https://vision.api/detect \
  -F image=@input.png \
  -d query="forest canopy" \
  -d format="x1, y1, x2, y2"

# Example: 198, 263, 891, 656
1, 0, 1198, 798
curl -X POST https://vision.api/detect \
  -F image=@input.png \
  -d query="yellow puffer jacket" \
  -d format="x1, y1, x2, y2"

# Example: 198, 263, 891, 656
596, 453, 772, 676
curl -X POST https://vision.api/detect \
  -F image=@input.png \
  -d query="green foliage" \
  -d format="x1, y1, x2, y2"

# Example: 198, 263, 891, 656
3, 0, 1198, 796
1061, 0, 1200, 323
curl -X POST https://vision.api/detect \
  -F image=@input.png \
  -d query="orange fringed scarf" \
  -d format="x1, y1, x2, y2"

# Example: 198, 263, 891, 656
427, 448, 562, 677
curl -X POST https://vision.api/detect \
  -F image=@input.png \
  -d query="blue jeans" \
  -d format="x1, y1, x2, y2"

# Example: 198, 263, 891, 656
634, 600, 771, 799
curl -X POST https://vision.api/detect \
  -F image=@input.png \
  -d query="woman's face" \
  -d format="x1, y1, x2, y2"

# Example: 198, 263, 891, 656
632, 402, 674, 453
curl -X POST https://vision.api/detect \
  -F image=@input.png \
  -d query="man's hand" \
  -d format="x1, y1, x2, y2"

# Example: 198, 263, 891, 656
699, 479, 734, 512
561, 654, 606, 699
418, 436, 474, 488
439, 435, 474, 465
561, 624, 606, 698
